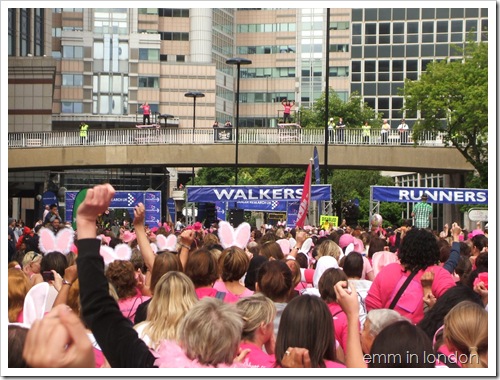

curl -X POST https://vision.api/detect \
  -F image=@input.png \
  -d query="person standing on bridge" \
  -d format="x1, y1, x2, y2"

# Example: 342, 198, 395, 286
397, 119, 409, 145
380, 119, 390, 145
411, 194, 433, 229
336, 117, 346, 144
79, 121, 89, 145
361, 121, 371, 144
140, 102, 151, 125
281, 98, 295, 124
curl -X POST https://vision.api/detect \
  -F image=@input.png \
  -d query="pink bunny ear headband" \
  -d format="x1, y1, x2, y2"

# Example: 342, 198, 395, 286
99, 244, 132, 266
218, 220, 251, 249
151, 234, 178, 253
38, 227, 75, 255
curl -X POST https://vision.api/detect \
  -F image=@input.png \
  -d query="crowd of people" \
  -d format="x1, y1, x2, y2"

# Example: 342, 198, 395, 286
7, 184, 489, 372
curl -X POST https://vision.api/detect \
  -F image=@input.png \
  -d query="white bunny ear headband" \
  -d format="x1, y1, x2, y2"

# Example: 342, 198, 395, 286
151, 234, 178, 253
218, 220, 251, 249
38, 227, 74, 255
100, 244, 133, 266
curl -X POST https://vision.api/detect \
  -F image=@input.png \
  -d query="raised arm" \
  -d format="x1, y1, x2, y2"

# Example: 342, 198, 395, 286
132, 203, 156, 272
76, 184, 156, 368
334, 281, 366, 368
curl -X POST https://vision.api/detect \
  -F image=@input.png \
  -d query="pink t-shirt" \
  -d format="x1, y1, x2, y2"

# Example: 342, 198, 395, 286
142, 104, 150, 115
213, 280, 254, 299
195, 286, 240, 303
326, 302, 349, 353
325, 359, 346, 368
118, 294, 150, 322
365, 263, 455, 324
240, 342, 275, 368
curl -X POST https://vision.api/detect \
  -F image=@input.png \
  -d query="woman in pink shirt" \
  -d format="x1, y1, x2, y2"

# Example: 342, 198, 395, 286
236, 294, 277, 368
365, 228, 455, 324
318, 268, 351, 355
213, 246, 254, 300
105, 260, 150, 322
274, 294, 346, 368
185, 247, 239, 303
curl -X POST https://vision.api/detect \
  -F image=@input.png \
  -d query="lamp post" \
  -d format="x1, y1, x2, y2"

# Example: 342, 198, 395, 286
184, 91, 204, 224
226, 57, 252, 185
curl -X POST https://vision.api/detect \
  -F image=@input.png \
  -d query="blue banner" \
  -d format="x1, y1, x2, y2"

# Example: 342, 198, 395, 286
187, 185, 331, 203
215, 202, 226, 221
230, 200, 287, 212
144, 191, 162, 226
372, 186, 488, 205
66, 190, 162, 228
167, 198, 176, 223
313, 146, 320, 185
286, 201, 300, 228
42, 191, 58, 207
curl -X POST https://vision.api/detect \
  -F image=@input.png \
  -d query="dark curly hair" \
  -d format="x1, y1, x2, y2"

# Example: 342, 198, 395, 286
398, 228, 439, 271
105, 260, 137, 299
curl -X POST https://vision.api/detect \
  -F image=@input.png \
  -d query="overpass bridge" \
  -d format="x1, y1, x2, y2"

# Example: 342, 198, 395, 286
8, 128, 474, 174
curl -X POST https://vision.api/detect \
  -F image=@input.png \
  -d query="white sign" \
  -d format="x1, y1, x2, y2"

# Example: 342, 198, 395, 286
182, 207, 198, 217
468, 209, 488, 222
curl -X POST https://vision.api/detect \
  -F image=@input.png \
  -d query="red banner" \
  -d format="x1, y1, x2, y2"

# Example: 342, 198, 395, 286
295, 162, 312, 228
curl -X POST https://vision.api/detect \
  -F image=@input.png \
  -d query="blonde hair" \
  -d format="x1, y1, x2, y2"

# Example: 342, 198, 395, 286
236, 293, 276, 341
21, 251, 41, 269
139, 271, 197, 350
315, 240, 342, 261
443, 301, 488, 368
8, 268, 31, 322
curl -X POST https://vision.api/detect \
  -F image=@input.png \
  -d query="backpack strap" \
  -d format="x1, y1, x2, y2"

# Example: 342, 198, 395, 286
388, 268, 420, 310
215, 291, 226, 301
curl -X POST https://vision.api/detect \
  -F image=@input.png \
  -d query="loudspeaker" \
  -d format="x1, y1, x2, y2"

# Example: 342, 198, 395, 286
228, 209, 244, 227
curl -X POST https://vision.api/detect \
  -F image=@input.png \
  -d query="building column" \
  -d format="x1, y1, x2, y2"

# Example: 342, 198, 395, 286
190, 9, 212, 63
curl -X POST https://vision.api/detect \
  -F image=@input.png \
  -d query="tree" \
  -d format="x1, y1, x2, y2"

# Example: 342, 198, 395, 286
300, 90, 382, 129
401, 40, 488, 187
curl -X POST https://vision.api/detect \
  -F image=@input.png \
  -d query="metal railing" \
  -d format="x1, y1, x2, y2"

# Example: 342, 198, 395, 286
8, 128, 448, 149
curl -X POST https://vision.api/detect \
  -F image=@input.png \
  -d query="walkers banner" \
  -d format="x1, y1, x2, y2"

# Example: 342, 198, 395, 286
371, 186, 488, 205
187, 184, 331, 203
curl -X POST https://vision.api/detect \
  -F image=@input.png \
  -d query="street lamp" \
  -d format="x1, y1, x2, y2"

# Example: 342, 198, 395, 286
184, 91, 204, 225
184, 91, 205, 144
226, 57, 252, 185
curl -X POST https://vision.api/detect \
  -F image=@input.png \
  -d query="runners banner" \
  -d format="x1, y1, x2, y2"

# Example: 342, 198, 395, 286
187, 185, 331, 203
371, 186, 488, 205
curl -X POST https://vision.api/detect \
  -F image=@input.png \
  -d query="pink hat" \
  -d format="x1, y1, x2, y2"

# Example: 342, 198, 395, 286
372, 251, 399, 277
121, 230, 136, 243
468, 229, 485, 240
338, 234, 354, 249
353, 238, 364, 253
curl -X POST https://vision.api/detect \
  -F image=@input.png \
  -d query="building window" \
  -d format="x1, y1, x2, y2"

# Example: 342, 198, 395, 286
176, 55, 185, 62
329, 66, 349, 77
8, 9, 15, 56
330, 21, 349, 30
139, 48, 160, 61
61, 102, 83, 113
138, 8, 159, 15
330, 44, 349, 53
160, 32, 189, 41
20, 9, 30, 56
63, 45, 84, 58
62, 74, 84, 86
34, 9, 44, 56
138, 77, 159, 88
159, 9, 189, 17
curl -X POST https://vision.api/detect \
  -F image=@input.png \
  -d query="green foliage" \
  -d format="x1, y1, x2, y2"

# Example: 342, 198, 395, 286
300, 90, 383, 129
401, 40, 488, 187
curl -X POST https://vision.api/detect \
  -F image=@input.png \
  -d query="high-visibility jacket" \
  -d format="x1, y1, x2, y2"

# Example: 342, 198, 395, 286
80, 124, 89, 137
